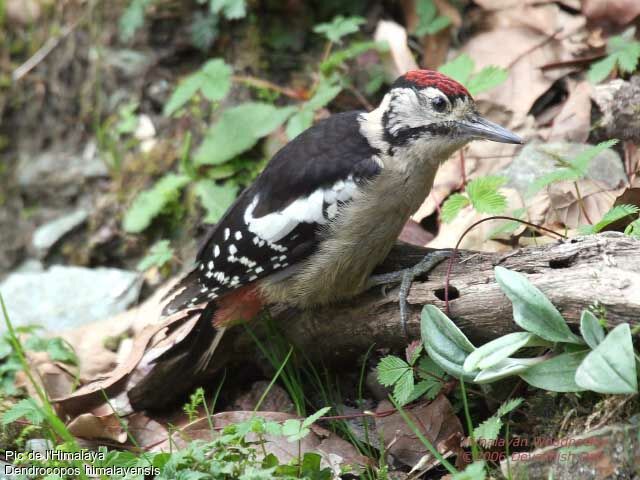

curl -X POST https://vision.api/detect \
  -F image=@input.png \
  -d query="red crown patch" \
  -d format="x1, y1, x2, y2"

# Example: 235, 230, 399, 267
403, 70, 470, 98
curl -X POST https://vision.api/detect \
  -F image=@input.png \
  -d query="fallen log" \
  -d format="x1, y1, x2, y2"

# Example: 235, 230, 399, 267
127, 232, 640, 409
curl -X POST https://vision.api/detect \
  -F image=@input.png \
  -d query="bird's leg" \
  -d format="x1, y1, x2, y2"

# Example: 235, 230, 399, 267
367, 250, 452, 337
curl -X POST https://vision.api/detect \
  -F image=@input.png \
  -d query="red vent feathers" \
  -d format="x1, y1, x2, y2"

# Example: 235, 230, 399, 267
403, 70, 470, 98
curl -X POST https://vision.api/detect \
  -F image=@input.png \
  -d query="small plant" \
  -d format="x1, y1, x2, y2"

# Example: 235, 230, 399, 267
136, 239, 175, 271
440, 175, 508, 223
473, 397, 522, 445
438, 54, 508, 96
420, 267, 638, 394
588, 28, 640, 84
377, 341, 447, 406
414, 0, 451, 37
578, 204, 640, 235
313, 15, 365, 44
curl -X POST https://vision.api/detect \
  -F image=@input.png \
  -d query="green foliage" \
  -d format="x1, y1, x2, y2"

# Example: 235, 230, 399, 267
439, 54, 508, 96
119, 0, 154, 42
578, 204, 639, 235
414, 0, 451, 36
451, 461, 486, 480
195, 103, 295, 166
313, 15, 365, 44
473, 398, 523, 443
183, 387, 205, 422
418, 266, 638, 394
2, 398, 45, 426
441, 176, 508, 223
625, 217, 640, 237
527, 139, 619, 196
207, 0, 246, 19
164, 59, 232, 116
281, 407, 331, 442
588, 30, 640, 84
123, 173, 190, 233
377, 343, 446, 405
320, 41, 389, 76
195, 179, 238, 223
286, 80, 342, 139
136, 239, 175, 271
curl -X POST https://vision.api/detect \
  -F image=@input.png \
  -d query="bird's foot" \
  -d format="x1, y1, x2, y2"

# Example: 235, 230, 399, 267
367, 250, 452, 337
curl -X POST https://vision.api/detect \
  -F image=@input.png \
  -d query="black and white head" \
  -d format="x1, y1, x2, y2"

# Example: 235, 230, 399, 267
361, 70, 522, 167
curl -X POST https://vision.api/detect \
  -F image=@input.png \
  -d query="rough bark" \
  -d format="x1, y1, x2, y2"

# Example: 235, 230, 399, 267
128, 232, 640, 409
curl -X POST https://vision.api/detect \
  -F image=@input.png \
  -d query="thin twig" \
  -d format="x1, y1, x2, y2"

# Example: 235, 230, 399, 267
573, 181, 593, 225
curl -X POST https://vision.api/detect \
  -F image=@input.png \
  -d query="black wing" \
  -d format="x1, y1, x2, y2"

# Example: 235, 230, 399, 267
163, 111, 381, 314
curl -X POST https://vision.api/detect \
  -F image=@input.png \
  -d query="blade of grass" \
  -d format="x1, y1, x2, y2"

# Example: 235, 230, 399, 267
459, 378, 480, 461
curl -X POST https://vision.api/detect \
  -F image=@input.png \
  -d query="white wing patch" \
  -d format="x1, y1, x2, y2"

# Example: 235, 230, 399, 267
244, 176, 359, 243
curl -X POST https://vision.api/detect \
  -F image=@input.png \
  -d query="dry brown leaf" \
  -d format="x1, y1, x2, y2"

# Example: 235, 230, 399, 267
582, 0, 640, 25
374, 20, 419, 81
67, 412, 127, 443
375, 395, 463, 469
230, 380, 295, 413
548, 81, 593, 143
547, 179, 623, 228
127, 413, 169, 449
399, 219, 434, 246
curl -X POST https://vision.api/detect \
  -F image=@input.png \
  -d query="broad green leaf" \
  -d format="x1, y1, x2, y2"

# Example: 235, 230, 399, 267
393, 369, 415, 405
377, 355, 411, 385
415, 0, 451, 36
466, 176, 508, 215
406, 377, 442, 403
119, 0, 151, 42
313, 15, 365, 44
588, 55, 618, 84
164, 75, 202, 117
195, 103, 295, 166
519, 351, 588, 392
209, 0, 247, 19
579, 310, 605, 350
199, 59, 233, 102
45, 338, 78, 365
616, 42, 640, 72
463, 332, 549, 372
2, 398, 45, 425
441, 193, 470, 223
466, 66, 508, 96
438, 54, 474, 84
575, 323, 638, 394
494, 266, 584, 344
452, 461, 486, 480
306, 81, 342, 111
321, 41, 388, 74
137, 239, 175, 271
286, 109, 314, 140
189, 11, 219, 51
123, 174, 190, 233
473, 357, 546, 383
194, 180, 238, 224
421, 305, 476, 380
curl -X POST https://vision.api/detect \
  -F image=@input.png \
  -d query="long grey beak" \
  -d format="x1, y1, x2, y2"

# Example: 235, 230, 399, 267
458, 114, 523, 144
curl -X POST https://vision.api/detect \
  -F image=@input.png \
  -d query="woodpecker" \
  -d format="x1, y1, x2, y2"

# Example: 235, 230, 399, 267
163, 70, 521, 360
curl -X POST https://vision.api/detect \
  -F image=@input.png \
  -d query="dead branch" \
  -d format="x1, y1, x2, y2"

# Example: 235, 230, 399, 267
126, 232, 640, 410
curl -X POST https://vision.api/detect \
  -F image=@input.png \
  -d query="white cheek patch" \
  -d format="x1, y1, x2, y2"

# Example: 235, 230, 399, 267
244, 176, 358, 243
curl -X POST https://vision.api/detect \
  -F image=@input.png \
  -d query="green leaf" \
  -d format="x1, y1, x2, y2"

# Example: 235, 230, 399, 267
137, 239, 175, 271
473, 357, 545, 383
466, 66, 509, 96
588, 55, 618, 84
474, 398, 523, 443
313, 15, 365, 44
415, 0, 451, 36
575, 323, 638, 394
494, 266, 584, 344
625, 218, 640, 238
320, 41, 388, 74
438, 54, 474, 85
393, 368, 415, 405
189, 11, 219, 51
579, 310, 605, 350
285, 109, 314, 140
377, 355, 411, 386
306, 81, 342, 111
46, 338, 78, 364
421, 305, 476, 380
463, 332, 549, 372
570, 139, 619, 175
164, 59, 232, 116
302, 406, 331, 429
119, 0, 152, 42
194, 103, 295, 166
123, 174, 190, 233
452, 461, 486, 480
441, 193, 470, 223
2, 398, 45, 425
209, 0, 247, 19
578, 203, 639, 234
194, 180, 238, 224
519, 351, 588, 392
406, 377, 442, 403
608, 34, 640, 73
466, 176, 508, 215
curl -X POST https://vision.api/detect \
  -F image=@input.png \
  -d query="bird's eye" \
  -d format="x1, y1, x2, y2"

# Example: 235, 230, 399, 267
431, 96, 448, 113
